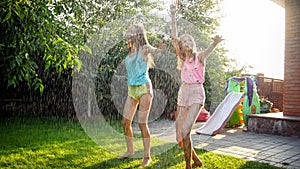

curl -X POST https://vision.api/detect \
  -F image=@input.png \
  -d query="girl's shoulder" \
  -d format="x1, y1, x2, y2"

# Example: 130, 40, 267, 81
195, 52, 206, 66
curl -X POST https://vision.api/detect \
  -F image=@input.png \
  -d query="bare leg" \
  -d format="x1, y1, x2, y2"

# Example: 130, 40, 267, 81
176, 106, 193, 168
175, 106, 188, 147
118, 96, 138, 159
179, 104, 203, 168
138, 93, 152, 167
183, 133, 192, 169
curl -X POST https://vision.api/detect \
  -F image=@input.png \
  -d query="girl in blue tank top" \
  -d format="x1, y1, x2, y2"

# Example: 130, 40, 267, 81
125, 46, 150, 86
118, 24, 163, 167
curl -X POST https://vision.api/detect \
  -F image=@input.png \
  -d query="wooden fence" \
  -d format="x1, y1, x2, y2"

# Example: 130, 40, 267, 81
256, 73, 283, 111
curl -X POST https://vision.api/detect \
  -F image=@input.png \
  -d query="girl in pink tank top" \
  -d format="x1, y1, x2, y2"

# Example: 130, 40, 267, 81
181, 53, 205, 84
170, 2, 223, 169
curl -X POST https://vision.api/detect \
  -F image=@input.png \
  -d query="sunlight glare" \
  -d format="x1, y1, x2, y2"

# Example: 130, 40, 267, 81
218, 0, 285, 79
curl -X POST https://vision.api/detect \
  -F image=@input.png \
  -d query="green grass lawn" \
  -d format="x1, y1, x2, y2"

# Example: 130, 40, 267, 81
0, 117, 284, 169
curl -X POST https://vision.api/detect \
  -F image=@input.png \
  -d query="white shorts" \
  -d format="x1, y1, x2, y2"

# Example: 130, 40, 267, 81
177, 83, 205, 107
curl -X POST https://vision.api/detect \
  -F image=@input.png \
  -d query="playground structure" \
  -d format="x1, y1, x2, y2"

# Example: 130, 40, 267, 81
196, 91, 243, 135
196, 76, 261, 136
225, 76, 260, 128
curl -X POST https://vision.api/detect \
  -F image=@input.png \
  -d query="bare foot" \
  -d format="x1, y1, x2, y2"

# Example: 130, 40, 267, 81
118, 152, 134, 159
192, 160, 203, 168
192, 155, 203, 168
141, 157, 152, 167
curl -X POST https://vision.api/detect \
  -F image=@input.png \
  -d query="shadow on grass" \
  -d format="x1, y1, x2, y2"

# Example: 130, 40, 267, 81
84, 143, 182, 169
83, 157, 139, 169
86, 146, 207, 169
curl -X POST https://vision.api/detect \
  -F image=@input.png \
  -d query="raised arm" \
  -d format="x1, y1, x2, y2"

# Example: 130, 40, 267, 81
199, 35, 223, 61
170, 2, 183, 60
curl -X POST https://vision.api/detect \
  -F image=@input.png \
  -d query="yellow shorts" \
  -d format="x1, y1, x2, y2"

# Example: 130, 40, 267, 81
128, 83, 152, 100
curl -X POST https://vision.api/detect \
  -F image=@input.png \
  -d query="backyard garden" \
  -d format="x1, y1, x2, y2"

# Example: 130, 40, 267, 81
0, 0, 289, 168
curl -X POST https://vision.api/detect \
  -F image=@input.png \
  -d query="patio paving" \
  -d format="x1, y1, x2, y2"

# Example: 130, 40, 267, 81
133, 119, 300, 169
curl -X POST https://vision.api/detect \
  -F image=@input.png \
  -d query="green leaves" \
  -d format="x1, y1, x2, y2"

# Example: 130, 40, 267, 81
1, 0, 50, 92
178, 0, 222, 36
2, 10, 11, 23
0, 0, 159, 93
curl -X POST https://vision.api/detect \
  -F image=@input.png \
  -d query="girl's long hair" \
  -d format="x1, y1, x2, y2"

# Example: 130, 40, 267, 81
127, 24, 154, 69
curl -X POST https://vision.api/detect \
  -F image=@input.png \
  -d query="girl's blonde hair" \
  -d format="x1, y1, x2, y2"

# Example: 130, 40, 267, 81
127, 24, 154, 69
177, 34, 197, 69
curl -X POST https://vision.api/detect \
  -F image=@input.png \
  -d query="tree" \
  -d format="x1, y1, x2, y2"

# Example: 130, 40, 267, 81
0, 0, 159, 93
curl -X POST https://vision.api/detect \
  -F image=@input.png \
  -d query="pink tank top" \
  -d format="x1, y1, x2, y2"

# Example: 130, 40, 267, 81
181, 55, 205, 84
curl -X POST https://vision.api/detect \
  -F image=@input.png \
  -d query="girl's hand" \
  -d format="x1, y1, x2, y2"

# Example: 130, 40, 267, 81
170, 0, 179, 14
212, 35, 224, 45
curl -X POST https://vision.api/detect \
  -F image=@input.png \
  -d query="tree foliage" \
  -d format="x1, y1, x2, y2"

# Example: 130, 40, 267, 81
0, 0, 158, 93
179, 0, 221, 35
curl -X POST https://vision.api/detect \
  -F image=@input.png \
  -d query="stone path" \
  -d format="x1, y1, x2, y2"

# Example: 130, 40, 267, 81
133, 119, 300, 169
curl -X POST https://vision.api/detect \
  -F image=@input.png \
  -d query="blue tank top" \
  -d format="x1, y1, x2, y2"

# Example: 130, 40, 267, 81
125, 48, 150, 86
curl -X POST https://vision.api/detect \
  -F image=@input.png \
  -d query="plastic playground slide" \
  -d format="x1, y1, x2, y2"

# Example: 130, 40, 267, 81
196, 91, 244, 136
